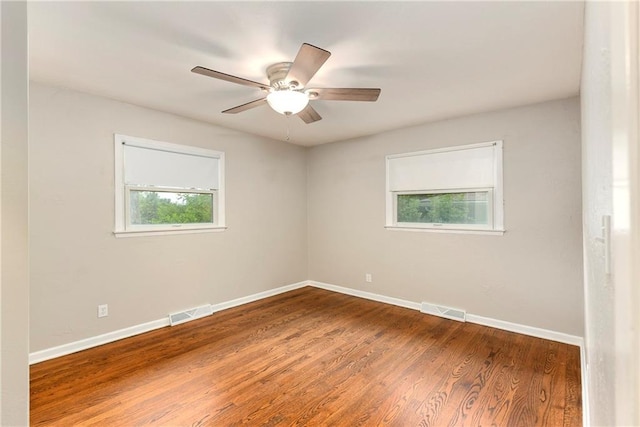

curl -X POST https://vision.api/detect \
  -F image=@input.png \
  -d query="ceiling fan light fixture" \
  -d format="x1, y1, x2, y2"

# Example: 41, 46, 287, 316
266, 90, 309, 115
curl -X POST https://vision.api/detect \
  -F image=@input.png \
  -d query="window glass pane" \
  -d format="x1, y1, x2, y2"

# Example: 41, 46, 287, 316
397, 192, 489, 225
129, 190, 213, 225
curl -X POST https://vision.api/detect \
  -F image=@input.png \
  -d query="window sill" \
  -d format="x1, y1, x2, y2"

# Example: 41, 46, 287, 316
114, 226, 227, 238
384, 225, 505, 236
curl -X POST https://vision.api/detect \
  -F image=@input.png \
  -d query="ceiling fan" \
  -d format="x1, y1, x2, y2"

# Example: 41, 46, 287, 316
191, 43, 381, 124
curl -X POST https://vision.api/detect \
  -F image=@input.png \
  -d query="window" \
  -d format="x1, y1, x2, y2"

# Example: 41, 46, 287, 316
114, 134, 225, 236
386, 141, 503, 233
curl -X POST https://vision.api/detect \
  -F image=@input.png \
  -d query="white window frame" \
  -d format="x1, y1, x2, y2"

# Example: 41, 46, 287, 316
114, 134, 226, 237
385, 141, 504, 235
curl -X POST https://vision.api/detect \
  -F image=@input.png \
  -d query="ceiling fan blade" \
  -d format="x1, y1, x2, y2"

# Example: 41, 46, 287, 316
191, 66, 270, 90
307, 88, 381, 102
222, 98, 268, 114
286, 43, 331, 88
297, 104, 322, 124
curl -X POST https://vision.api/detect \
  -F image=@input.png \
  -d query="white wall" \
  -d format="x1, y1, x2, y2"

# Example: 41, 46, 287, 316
29, 82, 308, 352
308, 97, 584, 336
582, 1, 640, 425
581, 3, 614, 423
609, 4, 640, 423
1, 1, 30, 424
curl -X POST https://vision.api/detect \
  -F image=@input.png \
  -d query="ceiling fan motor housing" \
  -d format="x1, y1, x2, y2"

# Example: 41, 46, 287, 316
267, 62, 298, 90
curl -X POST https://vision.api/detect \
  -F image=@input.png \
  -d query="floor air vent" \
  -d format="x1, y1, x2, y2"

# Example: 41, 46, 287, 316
420, 302, 466, 322
169, 304, 214, 326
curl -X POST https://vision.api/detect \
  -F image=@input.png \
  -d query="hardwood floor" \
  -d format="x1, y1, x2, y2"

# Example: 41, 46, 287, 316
30, 287, 582, 426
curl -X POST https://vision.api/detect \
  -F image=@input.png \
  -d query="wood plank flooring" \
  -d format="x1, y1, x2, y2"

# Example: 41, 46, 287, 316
30, 287, 582, 426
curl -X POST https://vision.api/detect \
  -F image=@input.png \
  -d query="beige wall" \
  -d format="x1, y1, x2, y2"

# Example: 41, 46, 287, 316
308, 97, 584, 336
29, 82, 308, 351
1, 1, 30, 424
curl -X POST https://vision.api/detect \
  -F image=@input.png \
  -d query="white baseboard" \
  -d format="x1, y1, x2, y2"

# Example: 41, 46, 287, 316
29, 281, 309, 365
308, 280, 584, 347
29, 318, 170, 365
211, 281, 307, 313
465, 313, 584, 347
309, 280, 421, 311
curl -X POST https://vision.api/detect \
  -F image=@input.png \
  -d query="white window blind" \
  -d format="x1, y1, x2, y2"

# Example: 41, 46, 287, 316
387, 144, 497, 192
123, 144, 219, 190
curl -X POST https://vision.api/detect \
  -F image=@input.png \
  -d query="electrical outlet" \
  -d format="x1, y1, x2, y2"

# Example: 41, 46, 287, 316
98, 304, 108, 318
365, 273, 372, 283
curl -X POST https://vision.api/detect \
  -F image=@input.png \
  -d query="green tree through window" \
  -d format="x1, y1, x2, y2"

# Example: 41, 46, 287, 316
397, 192, 488, 225
130, 191, 213, 225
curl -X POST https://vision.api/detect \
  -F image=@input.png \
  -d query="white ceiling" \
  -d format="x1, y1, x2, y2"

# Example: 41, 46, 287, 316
28, 1, 584, 147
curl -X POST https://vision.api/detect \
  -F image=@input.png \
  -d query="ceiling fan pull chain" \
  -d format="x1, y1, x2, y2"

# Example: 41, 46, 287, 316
285, 112, 291, 142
